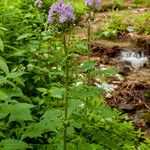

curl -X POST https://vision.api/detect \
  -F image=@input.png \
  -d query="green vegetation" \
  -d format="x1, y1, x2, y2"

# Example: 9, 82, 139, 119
134, 12, 150, 34
99, 10, 150, 38
133, 0, 150, 7
0, 0, 150, 149
100, 11, 127, 38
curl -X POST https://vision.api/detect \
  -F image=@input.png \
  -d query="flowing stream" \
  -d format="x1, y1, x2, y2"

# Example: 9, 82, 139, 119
120, 49, 149, 69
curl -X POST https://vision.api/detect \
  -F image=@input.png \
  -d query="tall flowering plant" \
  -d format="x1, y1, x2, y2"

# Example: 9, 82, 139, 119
48, 1, 75, 150
85, 0, 100, 54
48, 0, 75, 31
84, 0, 100, 113
85, 0, 100, 10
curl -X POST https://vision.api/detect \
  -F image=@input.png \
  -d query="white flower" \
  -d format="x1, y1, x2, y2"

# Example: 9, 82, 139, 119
100, 118, 105, 122
115, 74, 123, 80
106, 118, 112, 122
52, 67, 56, 70
20, 66, 26, 71
78, 74, 84, 79
96, 83, 117, 92
79, 103, 84, 109
105, 93, 112, 98
43, 53, 48, 58
27, 64, 34, 69
75, 82, 83, 87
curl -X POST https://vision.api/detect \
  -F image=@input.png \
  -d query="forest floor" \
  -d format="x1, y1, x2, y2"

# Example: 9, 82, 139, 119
73, 2, 150, 138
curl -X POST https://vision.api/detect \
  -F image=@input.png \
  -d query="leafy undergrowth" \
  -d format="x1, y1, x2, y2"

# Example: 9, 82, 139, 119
0, 0, 150, 150
97, 10, 150, 38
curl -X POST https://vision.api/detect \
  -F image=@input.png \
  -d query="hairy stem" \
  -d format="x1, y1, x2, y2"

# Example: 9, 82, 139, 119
63, 34, 69, 150
85, 11, 92, 115
87, 11, 92, 84
87, 11, 91, 58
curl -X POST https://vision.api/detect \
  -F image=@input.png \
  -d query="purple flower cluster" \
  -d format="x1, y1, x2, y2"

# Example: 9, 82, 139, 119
34, 0, 43, 8
85, 0, 100, 9
48, 0, 75, 24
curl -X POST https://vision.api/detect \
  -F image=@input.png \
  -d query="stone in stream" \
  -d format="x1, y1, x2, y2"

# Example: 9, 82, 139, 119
120, 50, 149, 70
141, 90, 150, 103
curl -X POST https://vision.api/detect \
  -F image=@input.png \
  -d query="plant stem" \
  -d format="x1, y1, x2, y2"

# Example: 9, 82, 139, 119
63, 34, 69, 150
87, 11, 92, 84
87, 11, 91, 58
85, 11, 92, 115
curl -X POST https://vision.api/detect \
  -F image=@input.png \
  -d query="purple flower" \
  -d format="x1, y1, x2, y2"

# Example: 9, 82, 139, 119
85, 0, 100, 9
34, 0, 43, 8
48, 0, 75, 24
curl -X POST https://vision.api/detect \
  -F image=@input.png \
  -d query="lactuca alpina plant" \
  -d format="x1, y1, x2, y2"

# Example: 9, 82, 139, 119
34, 0, 43, 8
85, 0, 101, 9
48, 0, 75, 24
48, 1, 75, 150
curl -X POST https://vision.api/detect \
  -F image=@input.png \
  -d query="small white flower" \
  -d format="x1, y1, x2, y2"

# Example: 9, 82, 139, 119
12, 67, 18, 72
52, 67, 56, 70
43, 53, 48, 58
100, 119, 105, 122
105, 93, 112, 98
75, 82, 83, 87
79, 103, 84, 109
125, 116, 129, 121
78, 74, 84, 79
106, 118, 112, 122
99, 83, 117, 92
79, 63, 84, 67
115, 74, 123, 80
20, 66, 26, 71
127, 26, 134, 32
95, 83, 101, 88
95, 77, 101, 82
27, 64, 34, 69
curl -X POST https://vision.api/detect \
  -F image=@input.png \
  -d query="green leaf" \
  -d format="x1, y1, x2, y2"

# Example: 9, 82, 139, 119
68, 99, 82, 115
0, 131, 5, 137
0, 56, 9, 75
40, 109, 63, 130
0, 38, 4, 52
0, 27, 8, 31
0, 77, 15, 87
0, 104, 9, 119
0, 139, 27, 150
91, 68, 116, 76
4, 88, 23, 99
0, 111, 9, 119
41, 109, 61, 122
99, 107, 119, 119
49, 87, 65, 99
22, 123, 44, 139
17, 33, 32, 40
78, 61, 96, 72
22, 109, 62, 139
6, 72, 24, 79
36, 88, 48, 96
0, 90, 8, 101
1, 102, 34, 122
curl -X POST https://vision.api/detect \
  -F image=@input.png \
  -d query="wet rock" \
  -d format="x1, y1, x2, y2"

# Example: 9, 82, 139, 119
141, 90, 150, 103
127, 69, 150, 89
118, 64, 131, 75
119, 103, 135, 113
135, 110, 150, 123
91, 41, 122, 59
